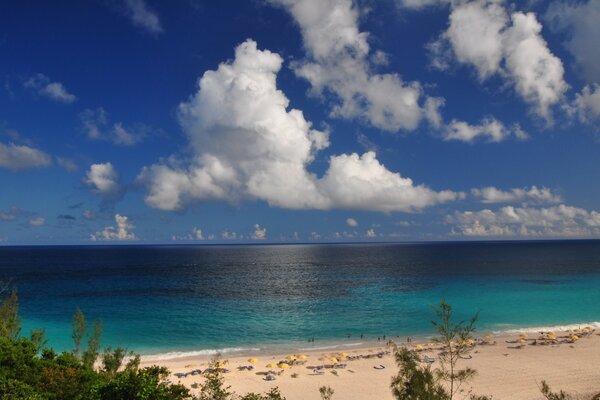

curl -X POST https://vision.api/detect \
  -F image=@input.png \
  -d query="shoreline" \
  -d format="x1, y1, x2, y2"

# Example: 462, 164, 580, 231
137, 319, 600, 362
139, 323, 600, 400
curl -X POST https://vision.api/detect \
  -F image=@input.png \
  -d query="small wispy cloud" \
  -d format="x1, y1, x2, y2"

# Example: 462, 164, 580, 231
122, 0, 163, 35
24, 73, 76, 103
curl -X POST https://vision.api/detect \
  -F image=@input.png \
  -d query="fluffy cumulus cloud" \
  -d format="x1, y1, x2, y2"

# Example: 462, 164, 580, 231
139, 40, 460, 213
80, 108, 146, 146
90, 214, 137, 241
251, 224, 267, 240
122, 0, 163, 35
471, 186, 561, 204
444, 118, 527, 142
85, 163, 125, 202
24, 74, 76, 103
0, 142, 52, 170
545, 0, 600, 84
429, 0, 567, 120
448, 204, 600, 238
268, 0, 442, 132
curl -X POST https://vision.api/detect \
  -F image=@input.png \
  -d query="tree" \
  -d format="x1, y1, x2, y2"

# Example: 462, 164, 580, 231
431, 301, 478, 400
72, 308, 87, 358
197, 360, 233, 400
82, 320, 102, 369
92, 365, 193, 400
319, 386, 335, 400
391, 347, 448, 400
0, 289, 21, 340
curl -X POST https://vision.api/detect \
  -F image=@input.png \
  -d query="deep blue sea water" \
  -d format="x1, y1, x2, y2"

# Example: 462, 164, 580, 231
1, 241, 599, 357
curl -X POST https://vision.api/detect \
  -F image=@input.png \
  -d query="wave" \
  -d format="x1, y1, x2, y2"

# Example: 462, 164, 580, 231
142, 347, 261, 361
298, 342, 364, 351
493, 321, 600, 335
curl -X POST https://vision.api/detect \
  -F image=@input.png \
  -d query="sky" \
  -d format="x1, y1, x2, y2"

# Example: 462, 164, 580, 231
1, 0, 600, 245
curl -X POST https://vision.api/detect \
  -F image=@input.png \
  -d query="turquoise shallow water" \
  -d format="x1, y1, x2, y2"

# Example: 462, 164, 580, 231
1, 241, 599, 356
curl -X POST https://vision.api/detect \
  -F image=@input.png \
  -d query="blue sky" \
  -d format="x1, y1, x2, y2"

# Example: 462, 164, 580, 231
1, 0, 599, 244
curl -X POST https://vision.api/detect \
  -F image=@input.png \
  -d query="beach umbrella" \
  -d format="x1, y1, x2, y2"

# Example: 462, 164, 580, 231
329, 357, 339, 363
266, 363, 277, 368
297, 355, 308, 360
278, 363, 290, 369
216, 361, 226, 368
339, 352, 348, 357
414, 344, 423, 351
285, 355, 297, 360
519, 333, 528, 339
517, 338, 527, 344
570, 335, 579, 341
248, 358, 257, 364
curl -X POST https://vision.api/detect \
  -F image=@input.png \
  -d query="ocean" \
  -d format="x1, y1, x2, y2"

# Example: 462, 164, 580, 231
1, 241, 599, 358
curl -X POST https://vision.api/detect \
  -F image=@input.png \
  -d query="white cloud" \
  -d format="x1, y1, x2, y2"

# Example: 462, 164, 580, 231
29, 217, 45, 226
0, 207, 22, 221
366, 228, 376, 238
221, 230, 238, 240
0, 142, 52, 170
396, 0, 448, 10
346, 217, 358, 227
572, 84, 600, 124
80, 108, 146, 146
448, 204, 600, 238
90, 214, 137, 241
318, 151, 461, 212
545, 0, 600, 84
471, 186, 561, 204
252, 224, 267, 240
85, 162, 124, 201
192, 227, 204, 240
430, 1, 567, 120
444, 118, 527, 142
268, 0, 441, 132
24, 74, 76, 103
442, 0, 507, 80
139, 40, 460, 213
172, 227, 205, 241
123, 0, 163, 35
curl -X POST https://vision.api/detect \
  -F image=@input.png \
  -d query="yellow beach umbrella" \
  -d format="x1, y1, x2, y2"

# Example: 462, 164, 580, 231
216, 361, 226, 368
570, 335, 579, 341
517, 338, 527, 344
329, 357, 339, 363
248, 358, 257, 364
286, 355, 297, 360
297, 355, 307, 360
519, 333, 528, 338
278, 363, 290, 369
338, 352, 348, 357
266, 363, 277, 368
414, 344, 423, 351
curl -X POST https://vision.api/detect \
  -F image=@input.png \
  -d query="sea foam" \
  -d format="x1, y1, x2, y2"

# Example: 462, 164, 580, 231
143, 347, 261, 361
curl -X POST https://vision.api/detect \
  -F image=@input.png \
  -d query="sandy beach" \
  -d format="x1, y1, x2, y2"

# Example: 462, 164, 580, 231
140, 328, 600, 399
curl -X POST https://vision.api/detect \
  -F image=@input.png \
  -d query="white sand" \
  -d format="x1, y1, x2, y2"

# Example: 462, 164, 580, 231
140, 330, 600, 399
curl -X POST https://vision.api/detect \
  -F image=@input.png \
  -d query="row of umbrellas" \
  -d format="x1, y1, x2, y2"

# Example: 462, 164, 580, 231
246, 354, 310, 369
